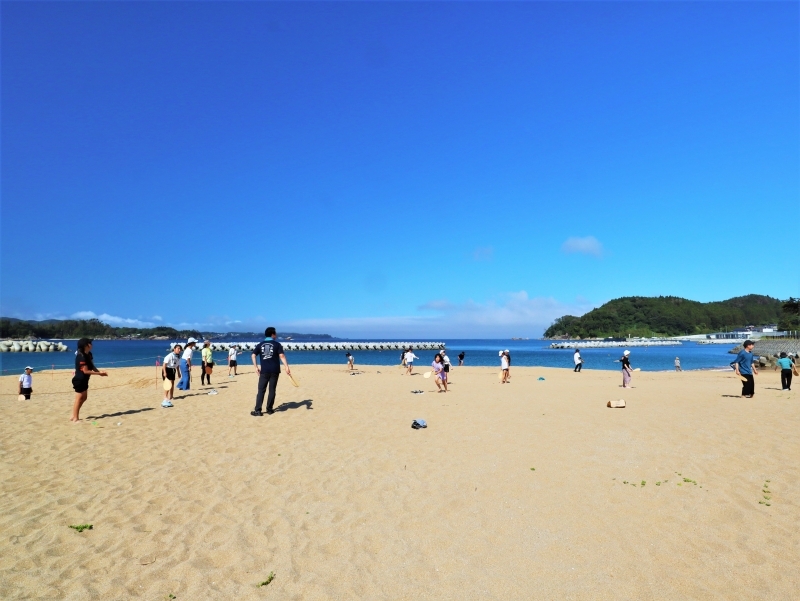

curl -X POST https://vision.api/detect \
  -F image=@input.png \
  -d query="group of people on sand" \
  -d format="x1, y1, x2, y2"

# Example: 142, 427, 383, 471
733, 340, 796, 397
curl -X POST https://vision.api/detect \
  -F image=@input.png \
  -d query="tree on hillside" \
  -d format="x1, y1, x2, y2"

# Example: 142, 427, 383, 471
779, 298, 800, 331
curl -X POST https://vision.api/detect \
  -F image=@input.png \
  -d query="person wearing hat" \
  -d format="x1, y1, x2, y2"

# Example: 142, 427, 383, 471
775, 351, 793, 391
504, 349, 512, 380
200, 340, 214, 386
176, 337, 198, 390
500, 350, 510, 383
674, 356, 682, 372
228, 344, 239, 377
161, 344, 182, 407
18, 366, 34, 400
621, 350, 633, 388
440, 349, 452, 381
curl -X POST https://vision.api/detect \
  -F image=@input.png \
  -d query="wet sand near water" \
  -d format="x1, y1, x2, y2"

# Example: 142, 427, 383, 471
1, 364, 798, 600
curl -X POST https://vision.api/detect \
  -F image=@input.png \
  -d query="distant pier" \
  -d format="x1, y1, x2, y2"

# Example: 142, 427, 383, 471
549, 339, 682, 349
174, 341, 446, 353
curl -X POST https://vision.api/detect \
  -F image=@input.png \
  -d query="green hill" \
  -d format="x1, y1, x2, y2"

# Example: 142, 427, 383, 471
544, 295, 784, 339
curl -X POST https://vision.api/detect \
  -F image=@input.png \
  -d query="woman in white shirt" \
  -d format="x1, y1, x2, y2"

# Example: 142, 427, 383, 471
500, 351, 509, 383
176, 337, 197, 390
162, 344, 182, 407
404, 349, 418, 375
573, 349, 583, 372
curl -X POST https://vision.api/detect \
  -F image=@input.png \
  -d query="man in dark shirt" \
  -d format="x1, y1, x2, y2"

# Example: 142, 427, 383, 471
251, 327, 292, 416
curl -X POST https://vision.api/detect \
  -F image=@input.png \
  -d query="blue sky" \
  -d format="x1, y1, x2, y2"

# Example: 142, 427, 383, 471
1, 1, 798, 337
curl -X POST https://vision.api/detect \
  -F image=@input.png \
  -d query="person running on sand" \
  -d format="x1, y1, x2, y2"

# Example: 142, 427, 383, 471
251, 327, 292, 416
733, 340, 758, 398
200, 340, 214, 386
458, 351, 465, 366
18, 366, 33, 400
432, 354, 448, 392
346, 352, 355, 370
228, 345, 239, 377
70, 338, 108, 422
404, 348, 418, 375
161, 344, 182, 407
775, 351, 793, 391
176, 337, 197, 390
621, 350, 633, 388
674, 356, 682, 372
573, 349, 583, 372
500, 350, 509, 383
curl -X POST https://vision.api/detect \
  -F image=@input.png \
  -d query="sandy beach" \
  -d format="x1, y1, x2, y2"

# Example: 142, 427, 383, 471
1, 363, 798, 600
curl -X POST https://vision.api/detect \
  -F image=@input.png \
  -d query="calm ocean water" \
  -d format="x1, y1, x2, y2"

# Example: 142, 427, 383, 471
0, 338, 738, 375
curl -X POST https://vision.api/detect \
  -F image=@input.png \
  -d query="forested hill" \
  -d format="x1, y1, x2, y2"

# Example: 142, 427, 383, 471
544, 295, 784, 338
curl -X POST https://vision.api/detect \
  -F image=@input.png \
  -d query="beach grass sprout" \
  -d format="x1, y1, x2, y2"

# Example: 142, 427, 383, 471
69, 524, 93, 532
258, 572, 275, 587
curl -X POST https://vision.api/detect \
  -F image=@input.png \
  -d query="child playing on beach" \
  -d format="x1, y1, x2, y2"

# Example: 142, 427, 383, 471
228, 345, 239, 377
201, 340, 213, 386
500, 351, 509, 383
162, 344, 182, 407
346, 352, 355, 370
18, 366, 33, 400
775, 351, 793, 391
432, 354, 448, 392
573, 349, 583, 372
70, 338, 108, 422
733, 340, 758, 398
404, 349, 418, 375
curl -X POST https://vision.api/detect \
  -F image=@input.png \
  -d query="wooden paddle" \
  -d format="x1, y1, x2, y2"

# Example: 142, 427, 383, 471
423, 371, 432, 379
287, 373, 300, 387
162, 379, 173, 391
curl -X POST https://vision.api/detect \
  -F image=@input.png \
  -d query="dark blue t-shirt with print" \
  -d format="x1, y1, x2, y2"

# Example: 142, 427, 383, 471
253, 338, 284, 373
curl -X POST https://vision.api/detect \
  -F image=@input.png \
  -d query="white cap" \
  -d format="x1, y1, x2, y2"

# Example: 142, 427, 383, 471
623, 350, 630, 356
24, 366, 33, 370
504, 349, 510, 353
187, 337, 198, 344
499, 351, 504, 356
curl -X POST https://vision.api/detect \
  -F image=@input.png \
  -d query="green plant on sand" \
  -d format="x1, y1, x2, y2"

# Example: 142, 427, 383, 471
69, 524, 93, 532
258, 572, 275, 587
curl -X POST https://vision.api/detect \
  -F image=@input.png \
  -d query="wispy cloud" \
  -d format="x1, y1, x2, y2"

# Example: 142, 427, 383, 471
70, 311, 158, 328
472, 246, 494, 262
281, 292, 596, 338
561, 236, 603, 257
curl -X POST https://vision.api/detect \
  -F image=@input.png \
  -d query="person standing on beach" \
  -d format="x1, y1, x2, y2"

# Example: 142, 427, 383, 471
228, 345, 239, 377
458, 352, 465, 366
400, 349, 407, 367
440, 350, 452, 382
70, 338, 108, 422
18, 366, 33, 400
775, 351, 793, 391
404, 348, 418, 375
674, 357, 682, 372
500, 351, 509, 383
176, 337, 197, 390
573, 349, 583, 372
251, 327, 292, 416
432, 353, 448, 392
621, 350, 633, 388
161, 344, 181, 407
505, 349, 512, 380
346, 352, 355, 370
200, 340, 214, 386
733, 340, 758, 398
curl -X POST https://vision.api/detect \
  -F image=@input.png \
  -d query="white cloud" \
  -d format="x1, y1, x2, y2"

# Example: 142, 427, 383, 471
561, 236, 603, 257
69, 311, 157, 328
281, 292, 596, 338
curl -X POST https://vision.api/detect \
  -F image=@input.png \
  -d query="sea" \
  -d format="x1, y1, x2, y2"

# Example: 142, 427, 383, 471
0, 338, 738, 376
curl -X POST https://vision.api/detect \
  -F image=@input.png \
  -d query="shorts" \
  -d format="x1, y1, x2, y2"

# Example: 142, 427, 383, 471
20, 387, 32, 400
72, 375, 89, 393
443, 364, 450, 373
163, 367, 176, 381
229, 360, 237, 367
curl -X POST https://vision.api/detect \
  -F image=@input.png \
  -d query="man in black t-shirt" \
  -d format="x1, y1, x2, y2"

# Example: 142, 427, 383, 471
251, 327, 292, 416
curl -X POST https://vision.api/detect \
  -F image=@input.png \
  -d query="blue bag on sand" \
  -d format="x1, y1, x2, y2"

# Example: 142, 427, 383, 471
411, 419, 427, 429
537, 377, 545, 381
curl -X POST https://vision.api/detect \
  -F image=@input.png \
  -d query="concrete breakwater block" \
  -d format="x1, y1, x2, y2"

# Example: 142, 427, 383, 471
0, 340, 69, 352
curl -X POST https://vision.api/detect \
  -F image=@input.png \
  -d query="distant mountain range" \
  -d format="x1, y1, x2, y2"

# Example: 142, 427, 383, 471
544, 294, 786, 339
0, 317, 337, 341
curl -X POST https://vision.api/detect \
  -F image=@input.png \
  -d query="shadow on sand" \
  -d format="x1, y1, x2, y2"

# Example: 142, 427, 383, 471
275, 399, 313, 412
86, 407, 155, 420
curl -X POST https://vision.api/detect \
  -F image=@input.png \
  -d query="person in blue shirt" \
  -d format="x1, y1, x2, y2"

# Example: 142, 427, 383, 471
250, 327, 292, 416
774, 351, 794, 391
733, 340, 758, 398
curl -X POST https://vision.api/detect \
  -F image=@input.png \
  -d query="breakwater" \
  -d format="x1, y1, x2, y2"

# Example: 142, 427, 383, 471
730, 339, 800, 357
173, 341, 446, 353
0, 340, 69, 352
549, 340, 682, 349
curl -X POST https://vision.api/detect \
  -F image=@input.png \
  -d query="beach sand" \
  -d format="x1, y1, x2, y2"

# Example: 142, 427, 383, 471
1, 364, 798, 600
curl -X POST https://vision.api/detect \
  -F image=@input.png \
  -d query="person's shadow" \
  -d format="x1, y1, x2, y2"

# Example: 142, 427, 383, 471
86, 407, 155, 419
275, 399, 313, 412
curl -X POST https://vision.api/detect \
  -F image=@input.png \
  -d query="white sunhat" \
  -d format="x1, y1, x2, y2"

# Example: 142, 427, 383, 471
24, 366, 33, 370
187, 337, 198, 344
499, 351, 504, 356
504, 349, 510, 353
623, 350, 630, 356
